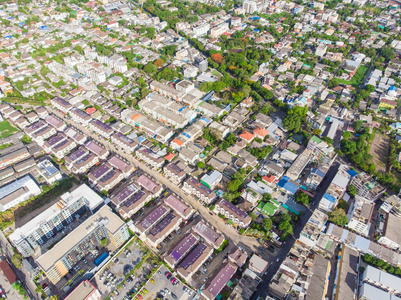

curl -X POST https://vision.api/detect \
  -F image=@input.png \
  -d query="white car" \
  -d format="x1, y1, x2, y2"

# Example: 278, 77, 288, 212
164, 288, 170, 294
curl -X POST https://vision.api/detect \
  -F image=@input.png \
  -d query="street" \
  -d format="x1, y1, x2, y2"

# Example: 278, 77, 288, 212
48, 107, 262, 253
0, 230, 37, 299
251, 162, 340, 300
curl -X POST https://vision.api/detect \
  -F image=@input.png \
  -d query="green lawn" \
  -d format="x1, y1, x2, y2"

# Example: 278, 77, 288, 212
338, 65, 369, 88
0, 120, 19, 139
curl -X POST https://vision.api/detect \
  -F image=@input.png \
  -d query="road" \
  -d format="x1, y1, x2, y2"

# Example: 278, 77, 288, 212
0, 230, 37, 300
48, 107, 261, 252
251, 162, 340, 300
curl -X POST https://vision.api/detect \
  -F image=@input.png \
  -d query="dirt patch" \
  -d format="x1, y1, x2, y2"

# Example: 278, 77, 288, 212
369, 134, 390, 172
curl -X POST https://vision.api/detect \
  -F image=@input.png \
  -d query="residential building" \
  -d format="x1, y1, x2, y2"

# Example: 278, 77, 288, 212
248, 254, 268, 276
350, 172, 386, 202
36, 206, 129, 284
164, 233, 199, 268
201, 263, 238, 300
36, 159, 62, 184
111, 132, 138, 153
9, 184, 103, 257
183, 176, 217, 204
89, 119, 114, 138
65, 280, 101, 300
307, 136, 337, 165
136, 147, 165, 169
164, 194, 194, 220
164, 161, 187, 184
70, 108, 92, 125
176, 242, 213, 282
347, 196, 375, 237
200, 170, 223, 190
192, 220, 225, 249
214, 199, 252, 228
0, 175, 41, 212
51, 97, 72, 113
88, 163, 123, 192
0, 147, 30, 169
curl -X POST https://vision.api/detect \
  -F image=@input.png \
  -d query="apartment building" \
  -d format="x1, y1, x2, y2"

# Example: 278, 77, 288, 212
210, 23, 229, 38
164, 161, 187, 184
183, 176, 217, 204
347, 196, 375, 237
214, 199, 252, 228
36, 206, 129, 284
319, 164, 351, 212
89, 119, 114, 138
193, 23, 210, 37
111, 132, 138, 153
136, 147, 165, 169
350, 172, 386, 202
9, 184, 104, 257
149, 81, 185, 101
307, 136, 337, 165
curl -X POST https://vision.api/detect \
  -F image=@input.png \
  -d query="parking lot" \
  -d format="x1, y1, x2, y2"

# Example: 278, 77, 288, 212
138, 265, 193, 300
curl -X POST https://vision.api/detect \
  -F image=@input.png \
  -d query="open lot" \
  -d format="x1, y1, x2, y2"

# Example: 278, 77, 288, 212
370, 133, 390, 172
139, 265, 193, 300
0, 120, 19, 139
93, 238, 161, 300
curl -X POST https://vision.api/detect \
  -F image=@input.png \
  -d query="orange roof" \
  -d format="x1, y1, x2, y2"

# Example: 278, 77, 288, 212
172, 139, 183, 146
253, 127, 268, 138
86, 107, 96, 114
130, 113, 141, 121
262, 175, 276, 184
164, 153, 175, 161
239, 130, 255, 141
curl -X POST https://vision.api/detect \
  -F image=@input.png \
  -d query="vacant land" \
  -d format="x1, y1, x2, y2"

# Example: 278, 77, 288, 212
370, 134, 390, 172
338, 65, 369, 88
0, 120, 19, 139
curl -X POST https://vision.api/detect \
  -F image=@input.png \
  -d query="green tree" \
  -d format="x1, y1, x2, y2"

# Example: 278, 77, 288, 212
342, 131, 352, 141
197, 161, 205, 169
100, 238, 108, 247
262, 218, 272, 230
347, 185, 357, 198
328, 208, 348, 226
295, 192, 311, 205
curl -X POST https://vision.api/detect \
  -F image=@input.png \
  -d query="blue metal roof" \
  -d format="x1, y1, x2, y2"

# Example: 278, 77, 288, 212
277, 176, 299, 194
347, 169, 358, 178
323, 193, 336, 203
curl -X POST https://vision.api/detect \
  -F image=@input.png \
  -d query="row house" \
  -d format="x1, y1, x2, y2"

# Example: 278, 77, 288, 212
0, 147, 30, 169
25, 120, 56, 145
149, 81, 185, 101
136, 147, 165, 169
214, 199, 252, 228
64, 127, 87, 145
111, 132, 138, 153
183, 176, 217, 204
70, 108, 92, 126
89, 119, 114, 139
164, 161, 187, 184
51, 97, 72, 113
45, 114, 66, 131
44, 133, 76, 160
88, 163, 123, 192
65, 147, 99, 174
108, 155, 134, 178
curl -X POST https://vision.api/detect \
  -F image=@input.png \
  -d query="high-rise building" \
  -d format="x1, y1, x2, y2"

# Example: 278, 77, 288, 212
242, 0, 258, 14
36, 206, 129, 284
9, 184, 104, 257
